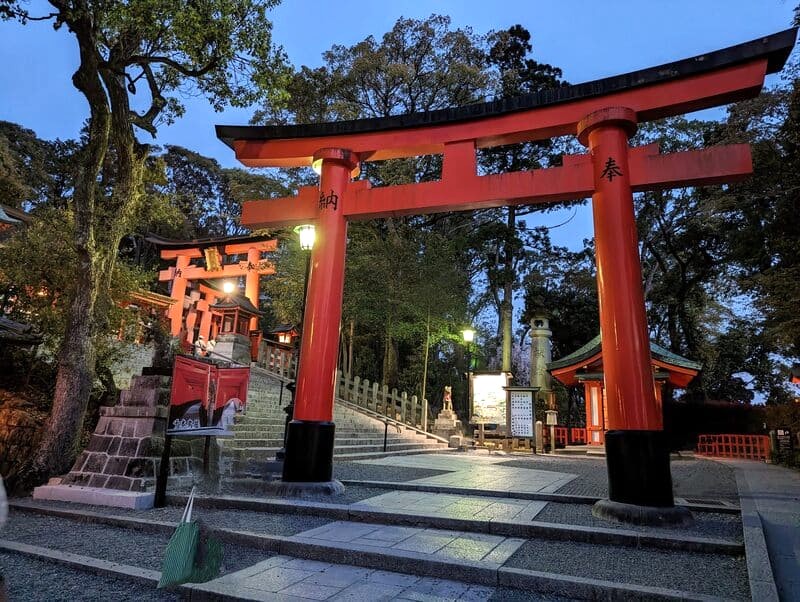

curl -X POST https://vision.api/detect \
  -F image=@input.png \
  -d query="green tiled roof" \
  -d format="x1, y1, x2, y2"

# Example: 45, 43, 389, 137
548, 334, 702, 371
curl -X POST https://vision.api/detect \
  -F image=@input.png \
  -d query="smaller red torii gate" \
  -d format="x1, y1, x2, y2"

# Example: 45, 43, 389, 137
148, 234, 277, 342
218, 29, 796, 521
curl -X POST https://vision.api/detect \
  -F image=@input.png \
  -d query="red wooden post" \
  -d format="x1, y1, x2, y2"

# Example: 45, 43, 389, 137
245, 247, 260, 331
168, 255, 190, 336
283, 148, 358, 482
578, 107, 674, 511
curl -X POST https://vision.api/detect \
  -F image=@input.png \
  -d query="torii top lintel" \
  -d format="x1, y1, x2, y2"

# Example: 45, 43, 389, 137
218, 29, 796, 169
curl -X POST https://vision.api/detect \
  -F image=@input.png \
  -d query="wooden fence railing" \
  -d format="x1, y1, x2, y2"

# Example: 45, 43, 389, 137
696, 434, 770, 461
256, 341, 430, 432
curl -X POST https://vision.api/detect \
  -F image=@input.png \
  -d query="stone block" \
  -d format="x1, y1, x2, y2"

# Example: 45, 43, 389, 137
86, 436, 111, 453
67, 472, 91, 486
136, 438, 152, 457
82, 452, 108, 474
70, 451, 90, 472
125, 458, 156, 479
122, 422, 136, 437
118, 437, 141, 456
107, 436, 122, 455
106, 475, 134, 491
134, 419, 156, 438
88, 474, 109, 488
33, 484, 154, 509
107, 419, 124, 436
103, 456, 130, 476
449, 435, 463, 448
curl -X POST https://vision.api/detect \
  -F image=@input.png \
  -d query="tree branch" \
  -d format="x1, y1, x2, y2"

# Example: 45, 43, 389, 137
127, 54, 219, 78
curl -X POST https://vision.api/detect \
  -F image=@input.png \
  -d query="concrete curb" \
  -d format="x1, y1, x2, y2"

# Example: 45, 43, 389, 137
497, 567, 734, 602
12, 497, 744, 556
0, 535, 733, 602
734, 470, 780, 602
338, 479, 742, 513
165, 494, 743, 555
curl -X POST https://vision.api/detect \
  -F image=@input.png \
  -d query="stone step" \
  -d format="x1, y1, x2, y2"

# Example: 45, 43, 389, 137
224, 437, 433, 449
222, 444, 443, 461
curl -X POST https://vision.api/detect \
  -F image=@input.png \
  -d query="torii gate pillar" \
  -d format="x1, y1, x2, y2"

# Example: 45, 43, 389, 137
283, 148, 358, 483
578, 108, 676, 516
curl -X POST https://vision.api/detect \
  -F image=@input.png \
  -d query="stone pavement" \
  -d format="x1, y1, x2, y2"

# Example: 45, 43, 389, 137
202, 555, 496, 601
722, 459, 800, 602
354, 453, 578, 494
351, 490, 546, 523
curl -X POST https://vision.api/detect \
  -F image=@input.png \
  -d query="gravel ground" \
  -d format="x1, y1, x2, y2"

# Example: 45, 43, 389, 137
505, 540, 750, 600
5, 512, 273, 575
332, 461, 452, 483
498, 456, 739, 501
489, 588, 578, 602
0, 552, 180, 601
535, 502, 742, 541
11, 500, 332, 537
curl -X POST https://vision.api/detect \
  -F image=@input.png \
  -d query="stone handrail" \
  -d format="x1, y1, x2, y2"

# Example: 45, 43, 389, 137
255, 340, 430, 432
334, 372, 429, 433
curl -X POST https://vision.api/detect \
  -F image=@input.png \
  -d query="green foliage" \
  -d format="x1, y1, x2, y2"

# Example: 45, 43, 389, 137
0, 206, 149, 362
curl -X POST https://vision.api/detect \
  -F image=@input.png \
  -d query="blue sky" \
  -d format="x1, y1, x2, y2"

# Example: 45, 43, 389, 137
0, 0, 797, 247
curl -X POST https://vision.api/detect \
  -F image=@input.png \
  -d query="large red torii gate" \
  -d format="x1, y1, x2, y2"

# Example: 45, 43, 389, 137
217, 29, 796, 519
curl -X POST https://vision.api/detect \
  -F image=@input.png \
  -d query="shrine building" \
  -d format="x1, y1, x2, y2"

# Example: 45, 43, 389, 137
549, 335, 701, 446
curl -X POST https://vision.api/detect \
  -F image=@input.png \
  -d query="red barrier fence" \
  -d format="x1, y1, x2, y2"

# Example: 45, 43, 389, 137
696, 434, 770, 461
543, 427, 588, 446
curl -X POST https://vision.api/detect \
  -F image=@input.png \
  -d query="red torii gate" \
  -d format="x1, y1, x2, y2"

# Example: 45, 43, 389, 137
217, 29, 796, 520
148, 233, 277, 340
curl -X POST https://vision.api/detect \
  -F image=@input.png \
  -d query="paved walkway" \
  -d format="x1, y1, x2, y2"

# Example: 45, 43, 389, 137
203, 556, 496, 601
356, 453, 577, 493
723, 459, 800, 602
351, 490, 547, 523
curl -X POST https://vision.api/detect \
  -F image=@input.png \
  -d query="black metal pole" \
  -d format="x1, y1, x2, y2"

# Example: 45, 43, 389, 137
154, 434, 172, 508
383, 421, 389, 452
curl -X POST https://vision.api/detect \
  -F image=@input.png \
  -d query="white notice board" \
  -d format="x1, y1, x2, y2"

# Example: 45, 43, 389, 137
509, 390, 534, 438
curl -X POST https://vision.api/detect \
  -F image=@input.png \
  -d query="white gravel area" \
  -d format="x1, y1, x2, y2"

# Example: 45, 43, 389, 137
535, 502, 743, 541
0, 551, 180, 601
14, 499, 332, 536
5, 512, 271, 574
505, 539, 750, 600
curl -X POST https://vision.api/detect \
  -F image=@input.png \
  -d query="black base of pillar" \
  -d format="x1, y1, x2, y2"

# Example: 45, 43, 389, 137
282, 420, 335, 482
605, 429, 674, 507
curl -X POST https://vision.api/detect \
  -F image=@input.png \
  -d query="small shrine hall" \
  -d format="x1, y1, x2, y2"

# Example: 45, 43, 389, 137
549, 335, 701, 446
147, 233, 276, 346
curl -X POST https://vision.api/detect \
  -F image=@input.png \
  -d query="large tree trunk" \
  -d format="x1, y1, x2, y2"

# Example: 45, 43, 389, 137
499, 206, 516, 372
25, 9, 111, 482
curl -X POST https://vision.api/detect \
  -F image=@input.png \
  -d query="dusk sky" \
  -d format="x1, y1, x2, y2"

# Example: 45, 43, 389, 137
1, 0, 797, 247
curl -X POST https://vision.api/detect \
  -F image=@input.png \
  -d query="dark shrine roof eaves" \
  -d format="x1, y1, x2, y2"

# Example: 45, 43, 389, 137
145, 232, 271, 250
210, 293, 263, 315
216, 28, 797, 148
548, 334, 702, 372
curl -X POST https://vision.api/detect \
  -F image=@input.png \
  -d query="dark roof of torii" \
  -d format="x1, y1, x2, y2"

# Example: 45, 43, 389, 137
216, 28, 797, 148
145, 232, 271, 250
548, 334, 703, 372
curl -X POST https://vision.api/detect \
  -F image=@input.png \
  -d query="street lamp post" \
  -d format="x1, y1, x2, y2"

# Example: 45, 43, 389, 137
462, 328, 475, 423
278, 225, 316, 459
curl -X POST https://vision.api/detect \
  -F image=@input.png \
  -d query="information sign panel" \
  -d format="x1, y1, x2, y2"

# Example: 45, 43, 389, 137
471, 372, 510, 426
509, 390, 534, 438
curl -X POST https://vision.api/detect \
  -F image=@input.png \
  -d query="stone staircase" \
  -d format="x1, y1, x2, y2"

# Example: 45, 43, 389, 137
220, 369, 447, 470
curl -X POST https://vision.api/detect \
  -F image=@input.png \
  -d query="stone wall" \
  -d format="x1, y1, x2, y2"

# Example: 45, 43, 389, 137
60, 374, 200, 492
111, 342, 156, 390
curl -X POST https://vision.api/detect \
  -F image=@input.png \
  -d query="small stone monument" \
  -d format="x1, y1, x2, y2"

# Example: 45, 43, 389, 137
433, 385, 463, 441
